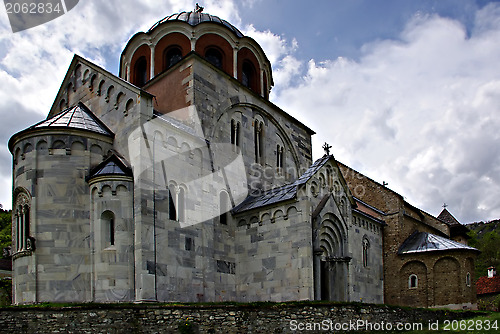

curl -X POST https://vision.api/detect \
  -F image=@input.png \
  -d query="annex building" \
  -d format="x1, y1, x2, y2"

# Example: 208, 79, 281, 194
9, 8, 478, 308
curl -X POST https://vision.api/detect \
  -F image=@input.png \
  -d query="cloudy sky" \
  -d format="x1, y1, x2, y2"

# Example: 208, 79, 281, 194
1, 0, 499, 223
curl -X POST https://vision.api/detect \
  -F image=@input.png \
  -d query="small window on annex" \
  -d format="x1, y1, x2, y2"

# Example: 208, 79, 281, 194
205, 47, 223, 69
230, 119, 240, 150
219, 191, 230, 225
466, 272, 471, 287
362, 237, 370, 267
254, 120, 264, 164
409, 274, 418, 289
276, 144, 284, 174
165, 47, 182, 69
101, 211, 115, 248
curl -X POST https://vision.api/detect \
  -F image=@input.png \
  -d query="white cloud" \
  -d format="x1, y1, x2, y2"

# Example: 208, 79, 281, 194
0, 0, 239, 209
2, 0, 500, 225
273, 3, 500, 223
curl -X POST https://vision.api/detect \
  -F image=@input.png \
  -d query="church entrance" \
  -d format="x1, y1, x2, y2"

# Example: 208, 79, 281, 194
319, 258, 348, 301
314, 216, 349, 301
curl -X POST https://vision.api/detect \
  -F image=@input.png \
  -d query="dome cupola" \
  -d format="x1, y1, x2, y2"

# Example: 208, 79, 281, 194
120, 6, 273, 99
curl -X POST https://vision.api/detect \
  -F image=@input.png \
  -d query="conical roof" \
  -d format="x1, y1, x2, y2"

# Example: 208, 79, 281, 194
32, 102, 113, 136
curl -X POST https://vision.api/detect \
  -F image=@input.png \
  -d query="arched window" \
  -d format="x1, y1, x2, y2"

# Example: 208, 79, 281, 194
231, 119, 240, 150
101, 211, 115, 248
165, 47, 182, 69
134, 56, 148, 87
205, 48, 223, 69
168, 184, 177, 221
254, 120, 264, 164
168, 184, 186, 222
178, 187, 185, 223
14, 192, 31, 253
219, 191, 230, 225
466, 272, 471, 287
242, 61, 256, 91
276, 144, 284, 174
362, 237, 370, 267
409, 274, 418, 289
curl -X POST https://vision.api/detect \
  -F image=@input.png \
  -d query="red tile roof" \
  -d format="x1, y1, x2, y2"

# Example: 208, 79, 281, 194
476, 276, 500, 295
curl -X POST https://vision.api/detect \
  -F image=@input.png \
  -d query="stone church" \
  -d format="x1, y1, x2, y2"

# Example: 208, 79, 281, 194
9, 8, 477, 308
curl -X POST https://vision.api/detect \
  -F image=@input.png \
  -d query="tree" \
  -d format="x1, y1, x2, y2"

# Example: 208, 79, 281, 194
0, 208, 11, 259
468, 228, 500, 279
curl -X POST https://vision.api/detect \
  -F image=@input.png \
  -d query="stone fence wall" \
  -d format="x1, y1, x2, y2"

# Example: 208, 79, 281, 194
0, 302, 479, 333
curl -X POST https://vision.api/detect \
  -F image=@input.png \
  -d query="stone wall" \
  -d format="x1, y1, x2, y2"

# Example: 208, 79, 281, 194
0, 302, 479, 334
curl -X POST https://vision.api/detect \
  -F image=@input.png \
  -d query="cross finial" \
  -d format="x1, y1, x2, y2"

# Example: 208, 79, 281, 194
383, 181, 388, 187
195, 3, 204, 13
322, 142, 332, 156
443, 203, 448, 209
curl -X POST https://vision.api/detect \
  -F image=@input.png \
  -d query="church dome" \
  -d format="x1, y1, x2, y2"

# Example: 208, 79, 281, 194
148, 11, 244, 38
120, 7, 274, 99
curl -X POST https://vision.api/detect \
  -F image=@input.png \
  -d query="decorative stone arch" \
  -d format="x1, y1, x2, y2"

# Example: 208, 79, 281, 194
286, 206, 299, 219
59, 98, 67, 111
70, 140, 85, 155
89, 73, 97, 91
74, 64, 82, 86
115, 91, 125, 109
272, 209, 284, 223
433, 256, 461, 306
105, 85, 115, 103
166, 135, 179, 152
249, 215, 259, 225
125, 98, 134, 116
400, 260, 428, 307
97, 80, 105, 96
82, 68, 90, 84
260, 212, 271, 225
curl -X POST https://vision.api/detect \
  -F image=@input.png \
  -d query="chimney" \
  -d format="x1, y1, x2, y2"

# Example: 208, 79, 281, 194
487, 266, 497, 278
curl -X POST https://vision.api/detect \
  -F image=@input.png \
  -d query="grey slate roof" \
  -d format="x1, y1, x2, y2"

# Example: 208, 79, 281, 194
398, 231, 478, 255
149, 11, 244, 38
233, 155, 332, 213
88, 151, 132, 180
437, 208, 461, 226
33, 102, 113, 137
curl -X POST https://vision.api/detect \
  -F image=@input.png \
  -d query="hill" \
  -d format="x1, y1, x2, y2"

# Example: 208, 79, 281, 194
466, 220, 500, 279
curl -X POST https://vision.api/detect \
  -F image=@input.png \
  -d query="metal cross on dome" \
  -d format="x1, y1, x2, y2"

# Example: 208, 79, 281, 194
322, 142, 332, 156
195, 3, 204, 13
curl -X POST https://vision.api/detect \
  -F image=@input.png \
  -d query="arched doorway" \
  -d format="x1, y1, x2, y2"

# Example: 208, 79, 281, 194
314, 217, 349, 301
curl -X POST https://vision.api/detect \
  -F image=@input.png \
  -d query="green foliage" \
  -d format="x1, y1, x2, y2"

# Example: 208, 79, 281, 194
467, 225, 500, 279
0, 279, 12, 306
178, 318, 195, 334
0, 208, 12, 259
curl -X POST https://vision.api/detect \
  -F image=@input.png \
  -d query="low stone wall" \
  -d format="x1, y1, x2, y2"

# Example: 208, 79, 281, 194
0, 302, 480, 333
